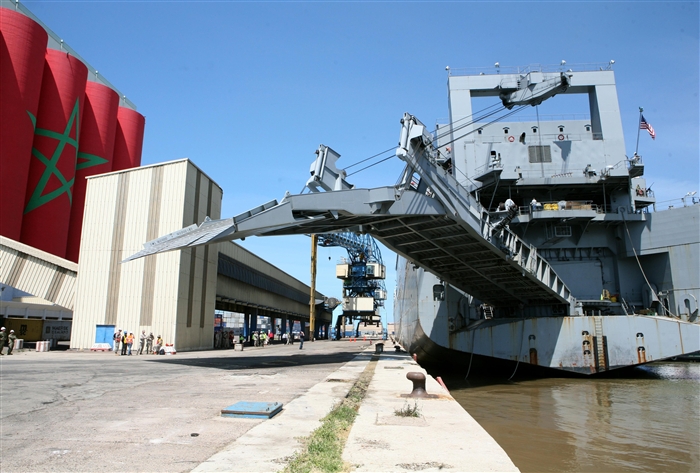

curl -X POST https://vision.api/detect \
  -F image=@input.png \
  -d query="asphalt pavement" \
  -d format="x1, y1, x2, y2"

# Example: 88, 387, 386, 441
0, 340, 368, 472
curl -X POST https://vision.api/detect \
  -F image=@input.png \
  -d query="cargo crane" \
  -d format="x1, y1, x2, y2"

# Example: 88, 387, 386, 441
305, 143, 387, 339
316, 232, 387, 339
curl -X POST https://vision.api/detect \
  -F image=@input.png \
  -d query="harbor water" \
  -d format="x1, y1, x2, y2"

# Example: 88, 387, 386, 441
443, 362, 699, 473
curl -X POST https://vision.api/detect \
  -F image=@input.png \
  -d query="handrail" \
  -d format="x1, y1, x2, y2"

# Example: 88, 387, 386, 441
489, 201, 604, 215
448, 62, 615, 77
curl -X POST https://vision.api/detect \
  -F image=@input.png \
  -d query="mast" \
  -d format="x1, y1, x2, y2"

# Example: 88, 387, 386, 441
310, 234, 317, 341
634, 106, 643, 155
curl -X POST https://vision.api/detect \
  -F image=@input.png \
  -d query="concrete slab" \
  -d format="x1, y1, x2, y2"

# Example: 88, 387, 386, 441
193, 347, 519, 473
193, 353, 373, 472
342, 351, 520, 472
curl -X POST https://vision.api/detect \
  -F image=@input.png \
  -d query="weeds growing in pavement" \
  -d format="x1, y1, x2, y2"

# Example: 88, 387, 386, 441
394, 401, 421, 418
284, 358, 378, 473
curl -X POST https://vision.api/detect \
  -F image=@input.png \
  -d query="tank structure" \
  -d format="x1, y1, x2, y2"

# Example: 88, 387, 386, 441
0, 3, 145, 262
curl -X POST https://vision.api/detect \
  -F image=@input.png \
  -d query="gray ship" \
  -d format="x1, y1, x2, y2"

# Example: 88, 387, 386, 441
127, 63, 699, 375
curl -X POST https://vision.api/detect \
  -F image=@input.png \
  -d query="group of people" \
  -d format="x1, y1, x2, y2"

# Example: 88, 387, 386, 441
252, 330, 274, 347
212, 329, 306, 350
281, 331, 305, 349
113, 329, 163, 355
0, 327, 17, 355
213, 330, 242, 350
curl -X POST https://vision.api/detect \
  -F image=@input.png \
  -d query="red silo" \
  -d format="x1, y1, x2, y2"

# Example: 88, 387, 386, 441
20, 48, 87, 258
0, 8, 48, 240
112, 106, 145, 171
65, 81, 119, 262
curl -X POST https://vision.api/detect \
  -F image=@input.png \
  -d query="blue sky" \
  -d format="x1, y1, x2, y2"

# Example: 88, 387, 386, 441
16, 0, 699, 324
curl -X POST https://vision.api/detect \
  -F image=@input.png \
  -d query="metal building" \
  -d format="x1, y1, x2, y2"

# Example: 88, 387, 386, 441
70, 158, 331, 351
71, 159, 220, 350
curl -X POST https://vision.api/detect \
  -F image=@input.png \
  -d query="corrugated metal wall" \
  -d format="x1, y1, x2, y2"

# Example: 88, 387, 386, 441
0, 236, 78, 310
70, 159, 221, 350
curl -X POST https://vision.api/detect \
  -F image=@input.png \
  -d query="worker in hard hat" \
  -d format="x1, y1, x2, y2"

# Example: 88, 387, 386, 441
113, 329, 122, 355
0, 327, 6, 355
7, 330, 17, 355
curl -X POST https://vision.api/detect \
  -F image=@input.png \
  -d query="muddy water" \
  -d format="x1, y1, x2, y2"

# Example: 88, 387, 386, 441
444, 362, 699, 473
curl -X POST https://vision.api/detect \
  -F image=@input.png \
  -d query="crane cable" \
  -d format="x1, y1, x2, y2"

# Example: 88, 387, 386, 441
440, 104, 529, 149
342, 103, 503, 171
304, 100, 527, 186
343, 102, 508, 172
345, 105, 527, 180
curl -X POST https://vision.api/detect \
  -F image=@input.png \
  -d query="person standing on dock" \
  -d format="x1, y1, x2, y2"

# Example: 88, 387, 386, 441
146, 332, 154, 354
299, 330, 305, 350
7, 330, 17, 355
138, 330, 147, 355
126, 332, 134, 355
113, 329, 122, 355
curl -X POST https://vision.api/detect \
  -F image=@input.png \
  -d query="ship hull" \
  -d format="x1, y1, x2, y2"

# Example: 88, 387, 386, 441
395, 257, 700, 375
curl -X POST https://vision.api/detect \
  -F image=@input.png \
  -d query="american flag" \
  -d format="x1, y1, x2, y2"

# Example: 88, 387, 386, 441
640, 115, 655, 140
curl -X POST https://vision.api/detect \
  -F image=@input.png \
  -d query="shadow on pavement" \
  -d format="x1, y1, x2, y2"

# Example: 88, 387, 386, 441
142, 350, 373, 371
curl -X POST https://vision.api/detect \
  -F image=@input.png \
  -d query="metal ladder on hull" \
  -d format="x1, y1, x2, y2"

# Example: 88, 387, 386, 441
593, 317, 607, 370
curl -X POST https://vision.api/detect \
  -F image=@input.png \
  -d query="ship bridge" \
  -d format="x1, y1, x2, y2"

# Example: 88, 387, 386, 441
125, 116, 576, 312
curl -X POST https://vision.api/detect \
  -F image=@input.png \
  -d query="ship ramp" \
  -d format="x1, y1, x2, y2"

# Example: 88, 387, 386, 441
126, 116, 575, 311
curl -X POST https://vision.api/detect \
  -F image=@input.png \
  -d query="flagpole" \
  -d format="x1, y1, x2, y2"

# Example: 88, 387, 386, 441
634, 106, 643, 155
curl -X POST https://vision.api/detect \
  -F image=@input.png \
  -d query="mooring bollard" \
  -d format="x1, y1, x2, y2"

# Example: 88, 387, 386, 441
406, 371, 429, 398
375, 342, 384, 354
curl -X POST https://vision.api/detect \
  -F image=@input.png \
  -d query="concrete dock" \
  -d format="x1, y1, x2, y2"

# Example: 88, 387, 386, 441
0, 340, 518, 472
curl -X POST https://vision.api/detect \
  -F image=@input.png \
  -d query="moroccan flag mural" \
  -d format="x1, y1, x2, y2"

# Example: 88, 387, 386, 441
112, 106, 145, 171
0, 8, 48, 240
20, 48, 87, 258
65, 81, 119, 262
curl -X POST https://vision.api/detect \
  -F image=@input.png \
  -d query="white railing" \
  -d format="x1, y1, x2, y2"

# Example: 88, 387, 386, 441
448, 62, 615, 77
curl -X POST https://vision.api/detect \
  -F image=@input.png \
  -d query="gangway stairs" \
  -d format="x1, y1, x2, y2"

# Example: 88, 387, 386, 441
126, 114, 575, 312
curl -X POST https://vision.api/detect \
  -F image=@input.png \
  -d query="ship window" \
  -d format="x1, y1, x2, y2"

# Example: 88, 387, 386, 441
433, 284, 445, 301
585, 124, 591, 132
554, 226, 572, 237
532, 127, 538, 133
477, 128, 483, 135
528, 145, 552, 163
503, 127, 509, 134
559, 126, 564, 132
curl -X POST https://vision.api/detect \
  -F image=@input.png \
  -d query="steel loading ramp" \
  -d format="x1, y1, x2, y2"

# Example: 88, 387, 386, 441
125, 113, 575, 310
125, 186, 573, 309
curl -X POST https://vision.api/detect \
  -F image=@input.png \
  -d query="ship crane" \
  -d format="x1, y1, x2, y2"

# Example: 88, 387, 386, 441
316, 232, 387, 339
499, 71, 572, 109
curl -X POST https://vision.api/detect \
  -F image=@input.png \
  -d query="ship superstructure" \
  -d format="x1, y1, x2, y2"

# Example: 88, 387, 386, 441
125, 63, 699, 374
